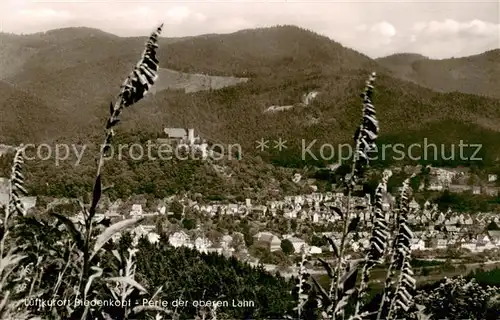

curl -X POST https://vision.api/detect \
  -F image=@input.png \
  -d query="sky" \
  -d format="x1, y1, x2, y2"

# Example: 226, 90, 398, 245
0, 0, 499, 59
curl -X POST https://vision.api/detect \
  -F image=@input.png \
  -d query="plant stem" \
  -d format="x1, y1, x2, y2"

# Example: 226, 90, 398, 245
386, 254, 407, 320
333, 150, 358, 319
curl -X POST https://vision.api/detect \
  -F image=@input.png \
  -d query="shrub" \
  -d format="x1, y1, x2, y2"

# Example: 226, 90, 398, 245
281, 239, 295, 255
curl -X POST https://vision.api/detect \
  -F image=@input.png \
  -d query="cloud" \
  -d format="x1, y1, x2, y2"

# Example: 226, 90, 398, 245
1, 7, 74, 33
165, 6, 192, 24
413, 19, 499, 38
370, 21, 397, 38
406, 19, 500, 58
17, 8, 72, 22
348, 21, 398, 54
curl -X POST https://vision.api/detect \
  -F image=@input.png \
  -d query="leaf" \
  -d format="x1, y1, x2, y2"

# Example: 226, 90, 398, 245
90, 217, 144, 261
324, 236, 339, 258
334, 288, 356, 315
111, 250, 122, 263
49, 212, 84, 250
106, 118, 120, 129
312, 276, 332, 307
0, 291, 9, 313
97, 217, 111, 227
348, 217, 360, 234
332, 206, 343, 218
84, 266, 103, 300
102, 184, 114, 193
106, 276, 148, 293
339, 263, 359, 295
102, 312, 113, 320
317, 258, 334, 278
22, 216, 46, 228
89, 175, 102, 217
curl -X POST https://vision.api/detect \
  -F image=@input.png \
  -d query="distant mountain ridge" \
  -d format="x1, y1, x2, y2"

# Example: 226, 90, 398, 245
377, 49, 500, 99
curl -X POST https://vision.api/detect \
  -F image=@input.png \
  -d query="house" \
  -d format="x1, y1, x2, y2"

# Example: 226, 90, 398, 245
264, 105, 294, 113
444, 225, 459, 233
158, 206, 166, 215
483, 186, 499, 197
464, 216, 474, 225
130, 204, 143, 216
430, 167, 456, 186
169, 231, 192, 248
409, 199, 420, 211
284, 209, 298, 219
475, 235, 495, 252
472, 186, 481, 195
302, 91, 319, 105
312, 212, 321, 223
476, 234, 491, 244
130, 225, 159, 244
227, 204, 238, 215
163, 127, 201, 146
487, 230, 500, 245
410, 239, 426, 251
309, 246, 322, 254
206, 244, 224, 255
147, 232, 160, 244
287, 237, 307, 254
448, 184, 471, 193
446, 215, 458, 225
359, 238, 370, 250
253, 232, 281, 252
437, 239, 447, 249
461, 241, 476, 252
194, 236, 212, 254
164, 128, 187, 144
351, 241, 362, 252
252, 205, 268, 216
425, 238, 438, 250
488, 174, 498, 182
292, 173, 302, 183
436, 212, 446, 224
221, 235, 233, 250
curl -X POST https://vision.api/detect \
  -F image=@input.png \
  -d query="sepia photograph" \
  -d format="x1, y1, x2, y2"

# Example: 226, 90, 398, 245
0, 0, 499, 319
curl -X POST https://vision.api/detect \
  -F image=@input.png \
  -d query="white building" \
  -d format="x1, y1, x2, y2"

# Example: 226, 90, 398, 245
194, 236, 212, 254
221, 235, 233, 250
309, 246, 322, 254
169, 231, 192, 248
410, 239, 425, 251
287, 237, 307, 254
130, 204, 143, 216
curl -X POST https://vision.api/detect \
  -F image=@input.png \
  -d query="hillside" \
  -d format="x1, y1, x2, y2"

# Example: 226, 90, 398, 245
1, 25, 500, 168
378, 49, 500, 99
145, 70, 500, 168
376, 53, 429, 82
160, 25, 377, 77
0, 25, 378, 143
0, 81, 64, 143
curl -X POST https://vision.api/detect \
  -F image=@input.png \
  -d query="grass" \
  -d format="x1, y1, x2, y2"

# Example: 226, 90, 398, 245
154, 68, 248, 93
